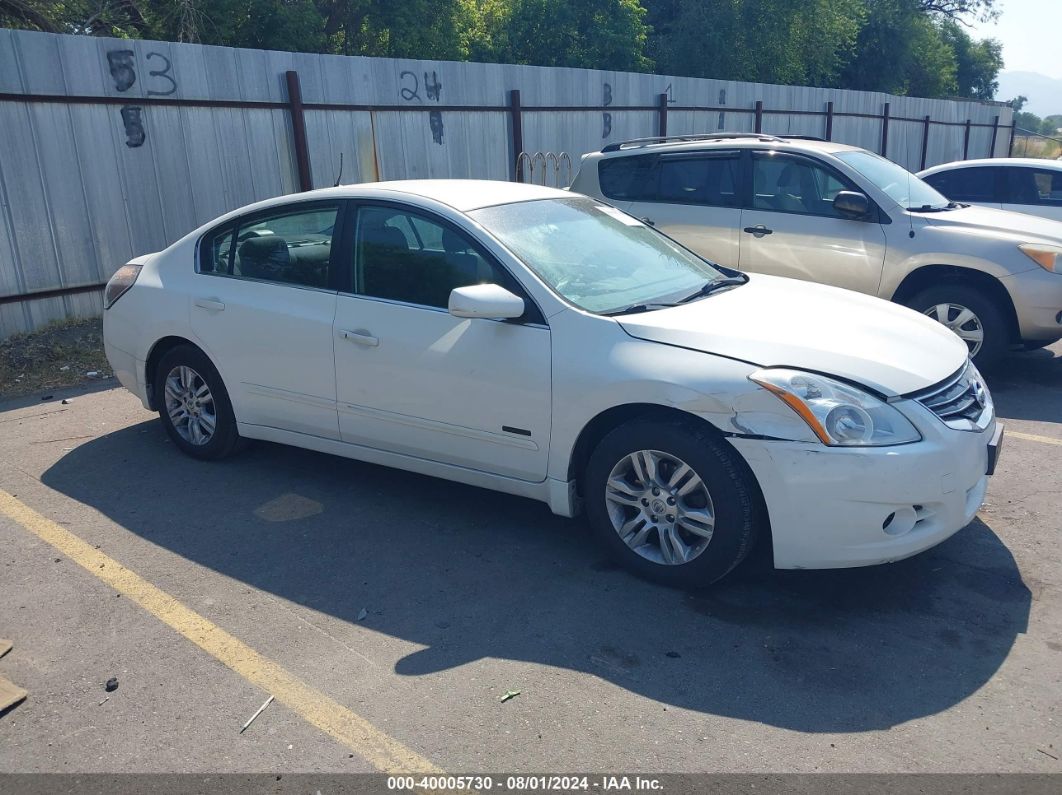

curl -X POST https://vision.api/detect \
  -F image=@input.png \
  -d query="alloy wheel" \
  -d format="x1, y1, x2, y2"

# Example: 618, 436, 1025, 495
164, 365, 217, 446
604, 449, 716, 566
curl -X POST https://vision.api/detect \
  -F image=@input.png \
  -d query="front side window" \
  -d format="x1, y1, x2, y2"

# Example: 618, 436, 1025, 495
751, 152, 856, 218
200, 203, 338, 289
1006, 167, 1062, 206
923, 167, 998, 202
471, 197, 726, 314
354, 206, 504, 309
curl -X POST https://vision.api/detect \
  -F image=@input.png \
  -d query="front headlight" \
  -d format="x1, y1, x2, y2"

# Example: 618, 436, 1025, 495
748, 368, 922, 447
1019, 243, 1062, 273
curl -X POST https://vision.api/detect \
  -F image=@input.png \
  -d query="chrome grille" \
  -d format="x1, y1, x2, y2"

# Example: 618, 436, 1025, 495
910, 363, 991, 431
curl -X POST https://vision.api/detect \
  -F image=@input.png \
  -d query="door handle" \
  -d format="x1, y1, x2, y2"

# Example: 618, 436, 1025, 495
194, 297, 225, 311
340, 329, 379, 347
743, 225, 773, 237
641, 217, 656, 226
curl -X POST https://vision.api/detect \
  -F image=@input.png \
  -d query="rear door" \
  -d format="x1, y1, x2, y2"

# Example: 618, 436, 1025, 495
738, 151, 887, 296
1002, 166, 1062, 221
190, 201, 344, 438
625, 151, 743, 268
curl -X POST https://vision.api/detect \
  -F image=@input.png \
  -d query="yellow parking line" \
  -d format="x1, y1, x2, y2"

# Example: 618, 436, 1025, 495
0, 489, 442, 775
1008, 431, 1062, 446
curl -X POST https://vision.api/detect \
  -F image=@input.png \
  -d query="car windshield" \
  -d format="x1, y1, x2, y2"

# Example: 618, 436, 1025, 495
470, 197, 728, 314
836, 150, 951, 210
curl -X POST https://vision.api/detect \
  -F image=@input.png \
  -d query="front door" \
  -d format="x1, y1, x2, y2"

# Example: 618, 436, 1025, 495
190, 201, 342, 438
739, 151, 887, 296
332, 204, 552, 482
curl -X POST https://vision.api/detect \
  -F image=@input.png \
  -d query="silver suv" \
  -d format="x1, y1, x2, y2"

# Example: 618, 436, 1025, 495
571, 134, 1062, 367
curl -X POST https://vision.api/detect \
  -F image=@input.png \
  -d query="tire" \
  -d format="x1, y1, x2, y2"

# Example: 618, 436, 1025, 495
154, 344, 241, 460
904, 283, 1009, 370
584, 417, 760, 588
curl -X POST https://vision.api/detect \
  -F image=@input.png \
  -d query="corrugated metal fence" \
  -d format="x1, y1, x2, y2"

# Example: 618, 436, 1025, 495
0, 28, 1013, 338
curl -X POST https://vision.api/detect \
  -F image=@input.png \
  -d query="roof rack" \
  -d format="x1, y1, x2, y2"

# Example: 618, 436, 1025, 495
600, 132, 826, 153
602, 133, 780, 152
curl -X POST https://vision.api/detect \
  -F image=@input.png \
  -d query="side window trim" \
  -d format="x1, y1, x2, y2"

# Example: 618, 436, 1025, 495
746, 149, 886, 223
348, 200, 548, 327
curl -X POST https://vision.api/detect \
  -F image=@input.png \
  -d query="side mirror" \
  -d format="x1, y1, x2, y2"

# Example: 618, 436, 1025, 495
834, 190, 871, 218
448, 284, 525, 320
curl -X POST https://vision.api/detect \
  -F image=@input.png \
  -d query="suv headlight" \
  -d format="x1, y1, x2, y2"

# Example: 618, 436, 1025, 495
749, 368, 922, 447
1019, 243, 1062, 273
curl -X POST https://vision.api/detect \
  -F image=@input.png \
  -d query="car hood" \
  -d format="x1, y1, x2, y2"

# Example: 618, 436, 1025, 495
918, 204, 1062, 244
617, 273, 968, 396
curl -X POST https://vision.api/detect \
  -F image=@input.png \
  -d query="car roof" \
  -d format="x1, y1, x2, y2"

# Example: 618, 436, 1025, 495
588, 134, 862, 159
919, 158, 1062, 174
289, 179, 570, 212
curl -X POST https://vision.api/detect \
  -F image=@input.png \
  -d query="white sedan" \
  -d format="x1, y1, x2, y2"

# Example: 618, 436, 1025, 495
103, 180, 1002, 586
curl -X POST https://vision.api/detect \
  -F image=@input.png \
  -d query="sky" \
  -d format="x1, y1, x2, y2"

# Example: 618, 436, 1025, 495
971, 0, 1062, 79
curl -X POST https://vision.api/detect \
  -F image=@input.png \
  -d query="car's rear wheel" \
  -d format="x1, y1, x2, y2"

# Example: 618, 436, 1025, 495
584, 417, 759, 588
154, 345, 241, 460
905, 284, 1008, 369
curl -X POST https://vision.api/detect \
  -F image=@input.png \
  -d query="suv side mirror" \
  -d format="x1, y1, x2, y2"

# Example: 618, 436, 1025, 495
834, 190, 871, 218
448, 284, 525, 320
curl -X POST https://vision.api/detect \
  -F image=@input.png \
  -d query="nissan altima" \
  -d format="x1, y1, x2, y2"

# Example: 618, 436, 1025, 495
103, 180, 1003, 586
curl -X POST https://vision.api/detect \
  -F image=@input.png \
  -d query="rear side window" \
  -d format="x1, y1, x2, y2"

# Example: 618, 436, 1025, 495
598, 155, 657, 201
1005, 167, 1062, 206
657, 155, 740, 207
200, 203, 339, 289
923, 167, 998, 202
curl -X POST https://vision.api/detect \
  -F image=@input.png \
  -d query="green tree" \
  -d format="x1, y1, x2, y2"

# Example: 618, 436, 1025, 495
644, 0, 864, 86
940, 19, 1002, 100
464, 0, 651, 72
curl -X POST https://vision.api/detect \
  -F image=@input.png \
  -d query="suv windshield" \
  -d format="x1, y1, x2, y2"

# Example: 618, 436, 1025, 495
836, 150, 951, 210
471, 197, 730, 314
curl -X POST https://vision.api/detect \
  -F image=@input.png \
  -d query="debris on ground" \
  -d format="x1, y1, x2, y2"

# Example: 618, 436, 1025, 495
98, 696, 109, 707
0, 640, 11, 660
500, 689, 521, 703
61, 398, 73, 405
0, 641, 27, 713
104, 677, 119, 693
356, 608, 368, 621
85, 371, 99, 378
239, 694, 275, 734
0, 318, 108, 399
665, 651, 681, 658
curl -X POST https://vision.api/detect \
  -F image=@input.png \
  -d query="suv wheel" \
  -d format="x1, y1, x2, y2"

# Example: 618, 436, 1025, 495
905, 284, 1008, 369
584, 417, 760, 588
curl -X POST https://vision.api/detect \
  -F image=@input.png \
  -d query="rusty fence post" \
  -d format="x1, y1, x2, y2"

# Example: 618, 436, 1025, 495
658, 92, 668, 137
962, 119, 972, 159
754, 100, 763, 133
510, 89, 524, 182
880, 102, 890, 156
920, 115, 931, 171
989, 115, 999, 157
824, 101, 834, 141
285, 70, 312, 191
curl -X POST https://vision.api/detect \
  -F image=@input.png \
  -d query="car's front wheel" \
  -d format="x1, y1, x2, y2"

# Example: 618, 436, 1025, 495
584, 417, 760, 588
905, 284, 1008, 369
154, 345, 241, 460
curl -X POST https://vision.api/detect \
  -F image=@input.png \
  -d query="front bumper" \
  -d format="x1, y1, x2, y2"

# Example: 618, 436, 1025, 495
728, 400, 997, 570
1001, 267, 1062, 343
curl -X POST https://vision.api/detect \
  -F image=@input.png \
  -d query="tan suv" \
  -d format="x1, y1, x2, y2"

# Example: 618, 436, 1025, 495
571, 134, 1062, 367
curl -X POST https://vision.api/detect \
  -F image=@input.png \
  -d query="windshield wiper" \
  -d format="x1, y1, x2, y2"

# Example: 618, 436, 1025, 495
907, 201, 962, 212
602, 301, 680, 317
676, 275, 748, 303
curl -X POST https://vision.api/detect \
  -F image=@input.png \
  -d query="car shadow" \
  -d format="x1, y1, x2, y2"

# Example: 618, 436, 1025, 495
41, 422, 1029, 733
986, 346, 1062, 423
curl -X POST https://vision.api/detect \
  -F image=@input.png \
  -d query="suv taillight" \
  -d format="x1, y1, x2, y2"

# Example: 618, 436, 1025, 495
103, 263, 143, 309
